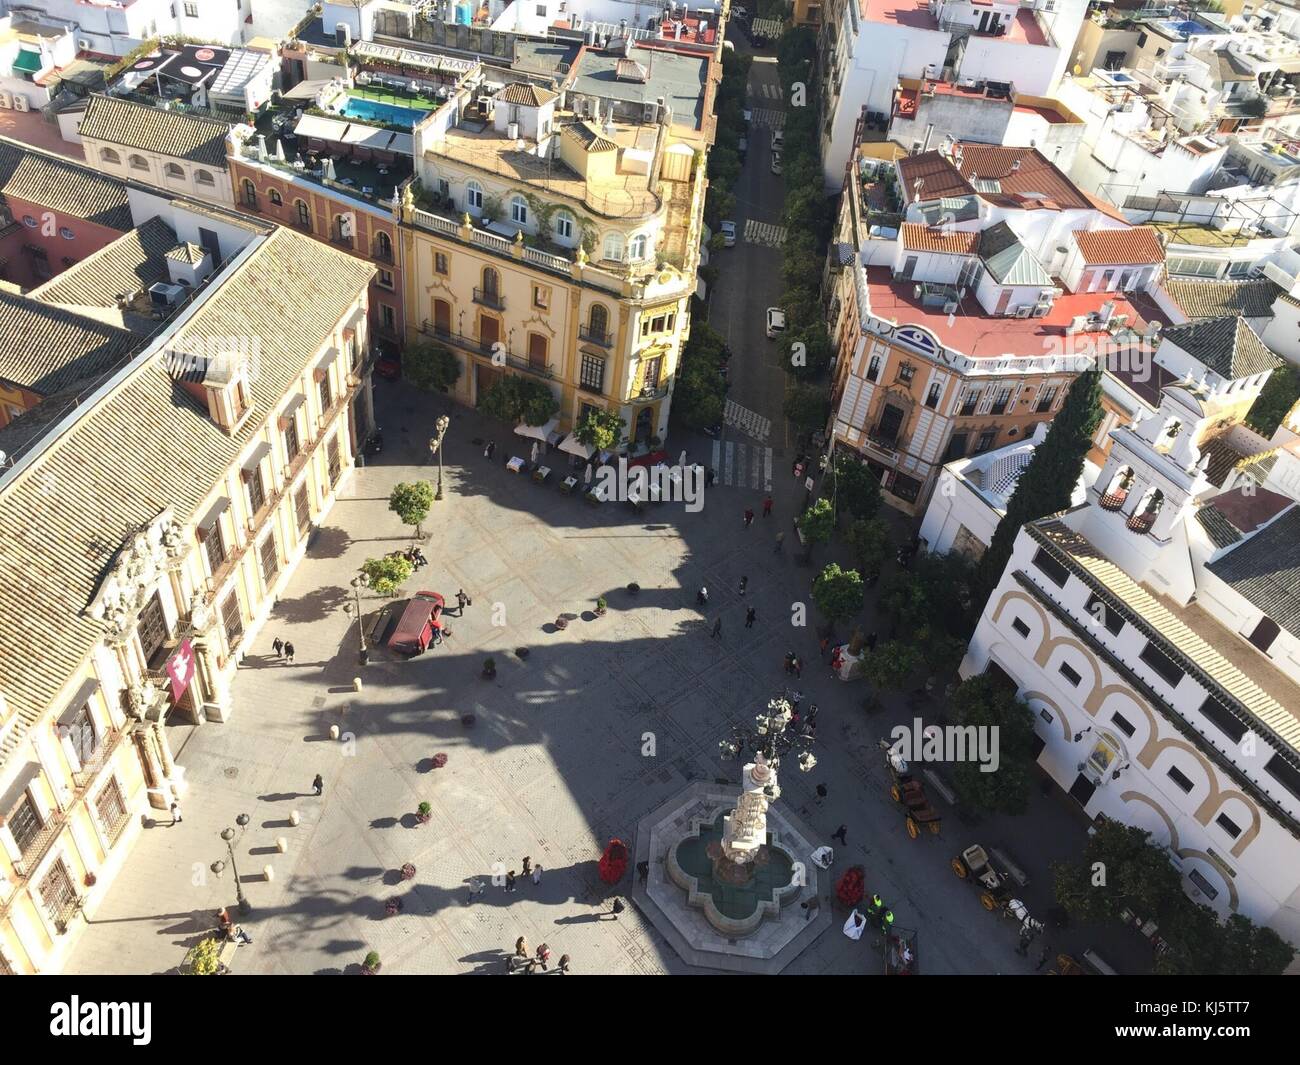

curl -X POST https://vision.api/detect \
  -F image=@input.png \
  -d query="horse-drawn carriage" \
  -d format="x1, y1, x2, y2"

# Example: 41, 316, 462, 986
879, 739, 942, 839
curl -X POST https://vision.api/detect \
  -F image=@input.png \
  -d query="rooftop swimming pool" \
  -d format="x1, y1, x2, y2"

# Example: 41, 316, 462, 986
339, 95, 433, 129
1154, 18, 1218, 37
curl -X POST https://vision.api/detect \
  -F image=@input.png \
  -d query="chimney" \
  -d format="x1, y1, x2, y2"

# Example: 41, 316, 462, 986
921, 122, 934, 153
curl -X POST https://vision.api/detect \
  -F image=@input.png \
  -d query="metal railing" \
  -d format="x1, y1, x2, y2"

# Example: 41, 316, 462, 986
419, 321, 553, 379
579, 325, 613, 348
472, 287, 505, 310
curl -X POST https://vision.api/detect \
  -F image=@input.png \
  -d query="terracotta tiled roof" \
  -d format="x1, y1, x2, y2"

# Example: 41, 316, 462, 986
495, 82, 559, 107
0, 137, 133, 230
1166, 278, 1282, 319
953, 143, 1092, 210
28, 216, 177, 314
1072, 226, 1164, 266
0, 228, 375, 766
897, 152, 972, 202
79, 93, 231, 167
1209, 505, 1300, 637
1162, 316, 1282, 380
0, 291, 139, 395
900, 222, 980, 255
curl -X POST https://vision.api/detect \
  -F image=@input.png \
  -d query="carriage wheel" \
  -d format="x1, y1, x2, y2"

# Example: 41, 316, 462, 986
928, 820, 941, 836
980, 893, 997, 911
951, 857, 967, 879
890, 783, 902, 803
906, 816, 919, 839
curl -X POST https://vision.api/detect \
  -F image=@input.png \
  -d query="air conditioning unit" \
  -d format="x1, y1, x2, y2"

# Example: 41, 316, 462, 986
13, 95, 29, 113
943, 300, 958, 313
1015, 305, 1033, 318
1032, 303, 1051, 317
149, 282, 185, 307
79, 38, 92, 50
0, 91, 11, 110
643, 102, 656, 121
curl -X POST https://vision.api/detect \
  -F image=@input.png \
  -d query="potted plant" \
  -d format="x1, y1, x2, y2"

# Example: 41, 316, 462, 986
84, 871, 97, 888
626, 582, 640, 596
482, 656, 496, 679
595, 596, 608, 616
183, 937, 222, 976
431, 752, 448, 768
400, 863, 417, 881
416, 801, 432, 824
555, 615, 569, 630
362, 950, 382, 974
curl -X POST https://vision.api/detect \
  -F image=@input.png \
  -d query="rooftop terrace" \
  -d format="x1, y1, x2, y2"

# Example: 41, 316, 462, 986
862, 265, 1168, 359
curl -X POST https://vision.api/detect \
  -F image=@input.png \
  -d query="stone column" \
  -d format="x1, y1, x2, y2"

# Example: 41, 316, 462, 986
132, 729, 167, 811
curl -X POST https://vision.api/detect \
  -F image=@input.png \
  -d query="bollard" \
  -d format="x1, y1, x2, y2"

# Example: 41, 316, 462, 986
276, 837, 288, 854
263, 864, 275, 882
329, 724, 340, 740
353, 676, 363, 692
289, 810, 301, 827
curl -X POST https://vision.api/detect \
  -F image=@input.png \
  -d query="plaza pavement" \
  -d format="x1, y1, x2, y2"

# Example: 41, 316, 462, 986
61, 378, 1151, 976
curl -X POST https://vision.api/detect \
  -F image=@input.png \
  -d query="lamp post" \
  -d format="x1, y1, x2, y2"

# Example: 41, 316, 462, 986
210, 812, 252, 916
347, 572, 370, 665
429, 413, 450, 501
718, 694, 817, 775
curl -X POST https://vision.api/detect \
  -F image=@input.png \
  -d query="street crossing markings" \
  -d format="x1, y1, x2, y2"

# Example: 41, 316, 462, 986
749, 107, 786, 129
742, 219, 788, 248
723, 398, 773, 442
710, 438, 775, 491
761, 83, 783, 99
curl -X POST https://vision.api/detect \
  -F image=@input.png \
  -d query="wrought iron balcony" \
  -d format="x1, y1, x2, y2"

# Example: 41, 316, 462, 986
473, 287, 505, 310
72, 727, 124, 788
579, 325, 613, 348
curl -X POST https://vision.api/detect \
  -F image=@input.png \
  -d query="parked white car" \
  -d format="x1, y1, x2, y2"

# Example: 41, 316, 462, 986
770, 151, 782, 175
772, 128, 784, 150
719, 221, 737, 247
766, 307, 786, 339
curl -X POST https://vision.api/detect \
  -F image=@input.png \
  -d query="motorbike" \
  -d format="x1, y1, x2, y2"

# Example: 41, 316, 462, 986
363, 429, 383, 457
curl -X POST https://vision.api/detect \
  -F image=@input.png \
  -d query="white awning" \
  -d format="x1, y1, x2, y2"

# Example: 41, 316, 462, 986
514, 418, 559, 441
558, 433, 594, 459
695, 276, 707, 301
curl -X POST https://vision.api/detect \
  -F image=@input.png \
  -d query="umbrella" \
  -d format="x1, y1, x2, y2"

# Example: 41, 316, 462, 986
530, 441, 540, 464
324, 157, 337, 181
274, 139, 286, 162
584, 463, 594, 486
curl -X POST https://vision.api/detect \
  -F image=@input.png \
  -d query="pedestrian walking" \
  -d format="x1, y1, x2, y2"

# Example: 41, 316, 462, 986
456, 589, 470, 614
762, 496, 774, 517
637, 860, 650, 885
868, 893, 884, 918
706, 467, 716, 487
521, 856, 532, 877
800, 896, 821, 921
467, 877, 485, 904
866, 631, 878, 652
697, 585, 709, 606
272, 637, 284, 658
739, 575, 748, 596
774, 531, 784, 554
535, 943, 551, 971
831, 824, 848, 845
610, 897, 625, 919
558, 954, 571, 974
515, 936, 529, 959
743, 507, 755, 527
711, 616, 722, 639
792, 656, 803, 679
819, 636, 830, 658
1035, 944, 1051, 971
283, 640, 295, 664
505, 870, 517, 893
806, 704, 819, 728
783, 651, 795, 674
532, 864, 542, 886
745, 607, 756, 629
170, 801, 183, 824
312, 773, 323, 796
815, 783, 827, 805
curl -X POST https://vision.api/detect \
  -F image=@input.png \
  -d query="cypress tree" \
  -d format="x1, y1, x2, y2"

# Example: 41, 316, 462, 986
976, 369, 1104, 598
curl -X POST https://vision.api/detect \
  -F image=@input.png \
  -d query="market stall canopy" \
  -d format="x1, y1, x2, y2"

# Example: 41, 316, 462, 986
513, 417, 559, 442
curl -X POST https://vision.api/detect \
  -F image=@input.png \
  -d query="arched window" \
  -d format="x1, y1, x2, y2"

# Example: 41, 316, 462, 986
129, 154, 148, 171
510, 194, 529, 226
269, 188, 283, 206
588, 303, 609, 343
554, 210, 575, 242
295, 200, 311, 229
195, 169, 215, 186
165, 162, 185, 179
100, 147, 120, 165
241, 179, 257, 208
375, 230, 392, 260
602, 232, 625, 262
629, 233, 649, 260
466, 180, 483, 212
481, 266, 500, 296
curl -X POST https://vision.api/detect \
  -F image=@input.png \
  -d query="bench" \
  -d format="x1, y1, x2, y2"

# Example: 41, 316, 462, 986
218, 940, 238, 970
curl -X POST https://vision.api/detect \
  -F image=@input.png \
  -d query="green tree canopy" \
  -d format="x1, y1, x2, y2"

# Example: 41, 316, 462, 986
478, 375, 560, 427
574, 407, 625, 452
389, 481, 434, 538
1246, 364, 1300, 437
846, 517, 893, 577
832, 454, 883, 520
861, 640, 923, 691
403, 342, 461, 394
362, 555, 413, 597
811, 563, 864, 624
783, 383, 830, 432
977, 370, 1103, 597
947, 674, 1037, 815
798, 497, 836, 546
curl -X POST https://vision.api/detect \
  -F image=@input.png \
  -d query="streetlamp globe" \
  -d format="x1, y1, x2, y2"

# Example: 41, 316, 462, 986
235, 812, 250, 828
221, 827, 235, 843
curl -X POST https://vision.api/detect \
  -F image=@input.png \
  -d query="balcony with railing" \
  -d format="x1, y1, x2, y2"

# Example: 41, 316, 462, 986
579, 324, 613, 348
473, 287, 505, 310
420, 321, 554, 379
71, 726, 125, 789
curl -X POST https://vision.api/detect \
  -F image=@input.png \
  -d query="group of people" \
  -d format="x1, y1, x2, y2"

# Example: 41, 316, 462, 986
216, 908, 252, 946
510, 936, 570, 974
783, 651, 803, 678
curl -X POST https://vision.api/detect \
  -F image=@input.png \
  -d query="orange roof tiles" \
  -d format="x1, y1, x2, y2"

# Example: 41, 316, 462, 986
900, 222, 980, 255
1072, 226, 1165, 266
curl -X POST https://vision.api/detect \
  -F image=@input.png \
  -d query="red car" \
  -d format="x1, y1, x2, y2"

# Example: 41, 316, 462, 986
387, 591, 445, 655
